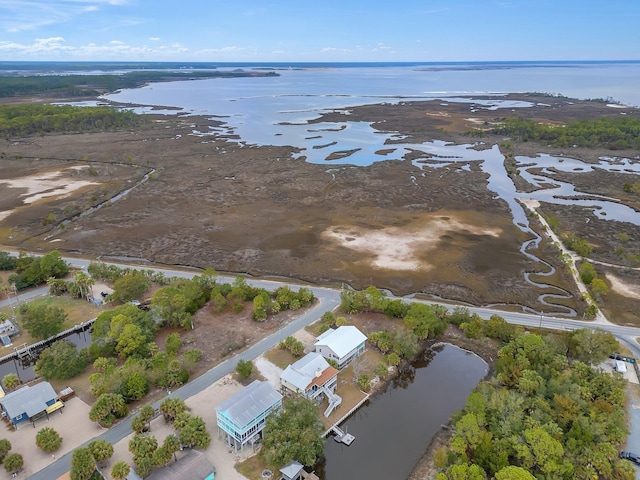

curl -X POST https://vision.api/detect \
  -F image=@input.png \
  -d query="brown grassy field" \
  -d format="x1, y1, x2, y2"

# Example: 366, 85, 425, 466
1, 94, 638, 322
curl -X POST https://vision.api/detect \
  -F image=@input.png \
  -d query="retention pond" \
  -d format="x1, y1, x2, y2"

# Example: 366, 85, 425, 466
317, 343, 488, 480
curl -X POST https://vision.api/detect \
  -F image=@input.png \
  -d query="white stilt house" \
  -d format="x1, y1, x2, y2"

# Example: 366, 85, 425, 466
314, 326, 367, 370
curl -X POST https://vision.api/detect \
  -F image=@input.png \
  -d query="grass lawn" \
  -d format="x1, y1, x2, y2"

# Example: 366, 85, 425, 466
264, 346, 299, 370
0, 295, 100, 354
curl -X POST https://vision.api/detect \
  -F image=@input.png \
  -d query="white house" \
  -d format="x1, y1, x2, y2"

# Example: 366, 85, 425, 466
280, 352, 338, 399
280, 352, 341, 418
314, 325, 367, 370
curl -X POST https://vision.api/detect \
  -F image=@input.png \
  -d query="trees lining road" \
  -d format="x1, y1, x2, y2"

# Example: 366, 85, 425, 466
4, 250, 638, 479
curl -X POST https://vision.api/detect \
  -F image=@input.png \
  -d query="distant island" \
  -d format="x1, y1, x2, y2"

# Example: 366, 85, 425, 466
0, 66, 278, 100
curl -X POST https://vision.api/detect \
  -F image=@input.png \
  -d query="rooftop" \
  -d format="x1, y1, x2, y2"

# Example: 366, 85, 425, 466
280, 352, 338, 392
216, 380, 282, 428
314, 326, 367, 358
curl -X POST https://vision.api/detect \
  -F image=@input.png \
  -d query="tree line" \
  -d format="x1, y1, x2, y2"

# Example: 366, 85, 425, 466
0, 103, 141, 137
483, 116, 640, 150
0, 70, 278, 99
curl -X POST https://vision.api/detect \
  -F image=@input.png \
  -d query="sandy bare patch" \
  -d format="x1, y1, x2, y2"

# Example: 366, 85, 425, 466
0, 167, 99, 221
606, 273, 640, 300
254, 355, 284, 387
322, 216, 501, 271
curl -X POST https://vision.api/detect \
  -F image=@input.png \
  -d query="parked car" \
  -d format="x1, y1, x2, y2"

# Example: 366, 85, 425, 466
620, 451, 640, 465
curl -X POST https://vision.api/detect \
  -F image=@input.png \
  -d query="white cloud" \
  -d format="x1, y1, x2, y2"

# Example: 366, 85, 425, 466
0, 37, 197, 60
0, 0, 130, 32
149, 37, 160, 41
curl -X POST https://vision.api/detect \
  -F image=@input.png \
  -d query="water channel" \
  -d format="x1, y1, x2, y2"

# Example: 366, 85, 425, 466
316, 343, 488, 480
0, 326, 93, 384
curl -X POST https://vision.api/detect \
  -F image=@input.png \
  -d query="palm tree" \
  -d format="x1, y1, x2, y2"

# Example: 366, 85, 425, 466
111, 461, 130, 480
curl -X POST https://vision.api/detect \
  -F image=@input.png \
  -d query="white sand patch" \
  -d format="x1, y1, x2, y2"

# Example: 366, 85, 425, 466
322, 217, 501, 271
254, 355, 284, 387
0, 167, 99, 222
520, 198, 541, 210
606, 273, 640, 300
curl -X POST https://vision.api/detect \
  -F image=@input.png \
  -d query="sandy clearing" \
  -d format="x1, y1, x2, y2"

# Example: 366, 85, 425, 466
0, 396, 95, 480
322, 216, 501, 271
0, 168, 99, 222
606, 273, 640, 300
254, 355, 284, 387
109, 375, 249, 480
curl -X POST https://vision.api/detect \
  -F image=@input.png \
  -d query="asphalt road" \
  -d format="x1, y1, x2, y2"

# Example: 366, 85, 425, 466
4, 250, 639, 479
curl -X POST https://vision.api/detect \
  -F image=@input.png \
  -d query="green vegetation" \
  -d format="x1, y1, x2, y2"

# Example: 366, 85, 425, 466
88, 393, 128, 427
3, 453, 23, 475
19, 303, 67, 340
87, 439, 114, 468
110, 461, 130, 480
35, 341, 90, 380
0, 104, 140, 137
561, 234, 593, 257
0, 252, 17, 270
35, 427, 62, 453
278, 336, 305, 357
436, 329, 633, 480
128, 408, 208, 478
0, 69, 278, 99
8, 250, 69, 291
70, 446, 97, 480
487, 116, 640, 150
261, 396, 325, 467
623, 178, 640, 194
236, 359, 254, 378
1, 373, 20, 392
0, 439, 11, 463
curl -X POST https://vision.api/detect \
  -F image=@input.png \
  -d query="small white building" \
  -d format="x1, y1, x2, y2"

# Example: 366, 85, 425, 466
314, 325, 367, 370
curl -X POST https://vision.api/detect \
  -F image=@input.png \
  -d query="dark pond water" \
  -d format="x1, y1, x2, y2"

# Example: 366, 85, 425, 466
316, 343, 488, 480
0, 326, 93, 384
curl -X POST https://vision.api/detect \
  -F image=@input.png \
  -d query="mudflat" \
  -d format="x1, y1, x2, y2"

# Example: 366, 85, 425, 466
1, 94, 639, 320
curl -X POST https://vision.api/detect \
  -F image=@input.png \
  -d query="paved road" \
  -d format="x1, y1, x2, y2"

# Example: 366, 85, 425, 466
5, 250, 639, 478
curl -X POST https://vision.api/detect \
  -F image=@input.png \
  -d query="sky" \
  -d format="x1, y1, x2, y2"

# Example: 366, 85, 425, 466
0, 0, 639, 62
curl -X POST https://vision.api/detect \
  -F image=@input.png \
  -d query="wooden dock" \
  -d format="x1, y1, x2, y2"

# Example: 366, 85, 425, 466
331, 425, 355, 445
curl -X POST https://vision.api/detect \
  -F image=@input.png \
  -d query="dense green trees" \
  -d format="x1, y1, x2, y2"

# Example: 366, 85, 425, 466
0, 104, 140, 137
439, 330, 633, 479
262, 396, 325, 467
0, 69, 277, 99
0, 251, 17, 270
8, 251, 69, 290
20, 303, 67, 340
35, 340, 89, 380
87, 439, 114, 468
70, 446, 96, 480
88, 393, 128, 427
488, 116, 640, 150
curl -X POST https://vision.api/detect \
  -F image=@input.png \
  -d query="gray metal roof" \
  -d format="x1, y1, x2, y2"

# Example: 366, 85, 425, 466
0, 382, 57, 419
146, 450, 215, 480
314, 326, 367, 358
280, 352, 331, 391
280, 460, 304, 480
215, 380, 282, 428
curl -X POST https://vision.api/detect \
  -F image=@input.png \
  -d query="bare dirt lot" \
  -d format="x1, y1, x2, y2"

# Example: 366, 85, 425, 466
1, 94, 639, 320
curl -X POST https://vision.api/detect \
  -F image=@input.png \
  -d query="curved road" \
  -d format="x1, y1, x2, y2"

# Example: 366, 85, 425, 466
2, 250, 638, 479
